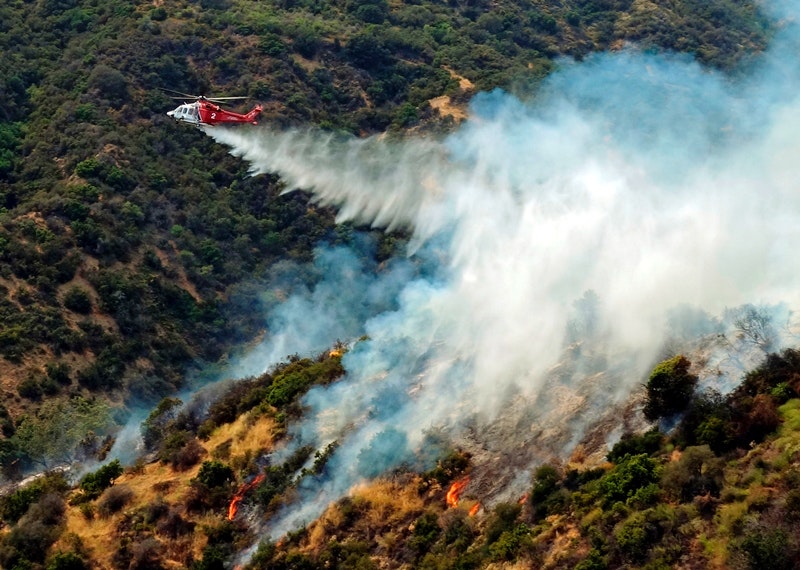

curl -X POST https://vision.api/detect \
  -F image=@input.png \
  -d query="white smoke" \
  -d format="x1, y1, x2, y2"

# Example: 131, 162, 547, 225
206, 3, 800, 548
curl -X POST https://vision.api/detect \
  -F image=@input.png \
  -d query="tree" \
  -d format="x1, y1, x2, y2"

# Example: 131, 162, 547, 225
661, 445, 723, 503
643, 355, 697, 421
600, 454, 659, 507
47, 551, 89, 570
12, 397, 113, 468
62, 287, 92, 314
141, 397, 182, 451
79, 460, 123, 497
87, 65, 129, 106
196, 461, 234, 489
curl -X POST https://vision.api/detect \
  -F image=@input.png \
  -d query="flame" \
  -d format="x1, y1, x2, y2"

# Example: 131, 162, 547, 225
518, 492, 529, 505
468, 503, 481, 517
446, 477, 469, 508
227, 473, 266, 521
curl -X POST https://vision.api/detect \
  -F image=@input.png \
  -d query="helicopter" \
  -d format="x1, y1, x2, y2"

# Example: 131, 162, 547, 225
164, 90, 263, 127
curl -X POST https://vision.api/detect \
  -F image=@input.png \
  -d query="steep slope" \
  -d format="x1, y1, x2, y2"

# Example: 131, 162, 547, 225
0, 0, 787, 568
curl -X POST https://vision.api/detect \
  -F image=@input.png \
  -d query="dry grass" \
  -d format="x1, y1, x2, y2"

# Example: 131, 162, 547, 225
302, 478, 427, 555
351, 478, 426, 529
429, 95, 467, 122
59, 505, 121, 570
205, 411, 277, 461
59, 411, 280, 568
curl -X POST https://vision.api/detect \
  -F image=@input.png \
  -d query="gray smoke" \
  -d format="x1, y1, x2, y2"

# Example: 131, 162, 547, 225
206, 1, 800, 549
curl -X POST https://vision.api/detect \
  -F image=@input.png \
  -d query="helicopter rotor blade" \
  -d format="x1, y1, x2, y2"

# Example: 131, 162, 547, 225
160, 87, 200, 99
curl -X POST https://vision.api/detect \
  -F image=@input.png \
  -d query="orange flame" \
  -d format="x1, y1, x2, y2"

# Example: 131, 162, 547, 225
468, 502, 481, 517
228, 473, 266, 521
446, 477, 469, 508
518, 492, 529, 505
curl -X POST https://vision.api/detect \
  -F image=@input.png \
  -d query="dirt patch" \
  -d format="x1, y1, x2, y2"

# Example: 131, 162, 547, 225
159, 245, 203, 303
291, 53, 322, 73
429, 95, 468, 122
444, 66, 474, 91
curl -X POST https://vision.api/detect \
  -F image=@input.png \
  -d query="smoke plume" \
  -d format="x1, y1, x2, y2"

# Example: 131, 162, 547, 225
206, 3, 800, 546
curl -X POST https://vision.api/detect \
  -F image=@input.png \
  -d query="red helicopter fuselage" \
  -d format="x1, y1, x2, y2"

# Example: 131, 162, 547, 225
167, 99, 262, 126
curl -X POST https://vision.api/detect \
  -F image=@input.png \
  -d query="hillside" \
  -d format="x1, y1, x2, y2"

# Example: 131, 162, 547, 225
0, 0, 793, 569
4, 347, 800, 569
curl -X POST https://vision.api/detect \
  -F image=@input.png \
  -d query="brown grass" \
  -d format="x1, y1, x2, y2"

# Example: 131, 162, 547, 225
429, 95, 468, 122
350, 478, 426, 533
59, 411, 280, 567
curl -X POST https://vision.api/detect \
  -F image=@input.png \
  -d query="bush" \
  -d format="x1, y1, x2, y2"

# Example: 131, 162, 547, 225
62, 287, 92, 314
661, 445, 723, 503
47, 551, 89, 570
607, 428, 662, 462
87, 65, 129, 105
643, 355, 698, 421
79, 459, 123, 498
614, 513, 650, 562
530, 464, 568, 521
1, 495, 66, 565
161, 434, 205, 471
129, 538, 163, 570
196, 461, 234, 488
740, 528, 793, 570
97, 485, 134, 517
599, 454, 659, 507
489, 524, 532, 561
485, 503, 522, 544
141, 397, 182, 451
1, 472, 69, 524
408, 512, 440, 555
3, 519, 61, 564
156, 509, 195, 538
575, 548, 608, 570
18, 377, 42, 400
45, 362, 71, 385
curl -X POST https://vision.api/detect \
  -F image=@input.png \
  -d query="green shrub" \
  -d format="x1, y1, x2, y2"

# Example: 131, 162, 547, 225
46, 362, 72, 385
661, 445, 724, 503
740, 528, 793, 570
575, 548, 608, 570
47, 551, 89, 570
485, 503, 521, 544
79, 459, 123, 498
644, 355, 697, 421
409, 512, 440, 555
599, 454, 659, 507
196, 461, 234, 489
62, 287, 92, 314
18, 377, 43, 400
489, 524, 531, 561
607, 428, 662, 462
0, 476, 61, 523
74, 158, 101, 179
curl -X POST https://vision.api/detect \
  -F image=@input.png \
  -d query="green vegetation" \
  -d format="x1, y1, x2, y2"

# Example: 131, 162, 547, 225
78, 459, 123, 498
244, 351, 800, 569
0, 0, 770, 479
0, 0, 786, 568
643, 355, 698, 421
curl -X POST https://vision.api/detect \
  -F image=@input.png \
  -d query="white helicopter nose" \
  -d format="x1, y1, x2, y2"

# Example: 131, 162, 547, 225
167, 110, 175, 118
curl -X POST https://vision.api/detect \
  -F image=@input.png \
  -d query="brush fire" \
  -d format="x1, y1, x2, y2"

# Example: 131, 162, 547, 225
228, 474, 266, 521
446, 477, 469, 508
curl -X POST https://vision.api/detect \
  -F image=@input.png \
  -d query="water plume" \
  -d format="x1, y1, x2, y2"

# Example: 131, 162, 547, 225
206, 3, 800, 550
